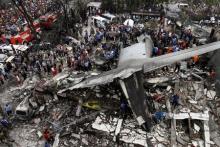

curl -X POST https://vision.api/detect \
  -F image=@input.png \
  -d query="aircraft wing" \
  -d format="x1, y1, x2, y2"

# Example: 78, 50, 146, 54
144, 41, 220, 72
58, 67, 141, 93
58, 41, 220, 93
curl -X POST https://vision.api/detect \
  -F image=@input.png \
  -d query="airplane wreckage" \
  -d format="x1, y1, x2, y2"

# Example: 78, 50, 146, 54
35, 35, 220, 132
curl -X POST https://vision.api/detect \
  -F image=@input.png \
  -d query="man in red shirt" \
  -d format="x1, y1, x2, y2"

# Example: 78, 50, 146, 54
51, 64, 57, 77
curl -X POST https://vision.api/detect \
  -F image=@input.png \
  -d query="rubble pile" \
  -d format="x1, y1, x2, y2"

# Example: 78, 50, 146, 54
2, 61, 218, 147
143, 65, 220, 146
0, 0, 220, 147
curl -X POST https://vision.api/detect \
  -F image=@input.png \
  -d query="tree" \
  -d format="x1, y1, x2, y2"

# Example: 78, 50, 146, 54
205, 0, 219, 5
102, 0, 170, 13
101, 0, 117, 13
54, 0, 69, 32
75, 0, 87, 22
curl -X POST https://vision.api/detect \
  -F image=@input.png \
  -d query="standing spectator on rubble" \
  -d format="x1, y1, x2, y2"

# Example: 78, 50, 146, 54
84, 30, 88, 43
43, 128, 54, 145
15, 73, 21, 86
46, 60, 51, 75
67, 56, 71, 68
0, 70, 4, 85
152, 46, 159, 56
20, 69, 27, 82
192, 55, 199, 64
120, 99, 128, 119
58, 64, 62, 73
174, 62, 181, 73
51, 64, 57, 77
170, 94, 180, 108
4, 103, 12, 116
83, 58, 92, 71
42, 60, 47, 73
0, 118, 11, 128
208, 68, 216, 82
45, 141, 50, 147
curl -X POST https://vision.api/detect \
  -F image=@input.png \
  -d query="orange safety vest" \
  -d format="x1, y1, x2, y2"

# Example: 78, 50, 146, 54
193, 55, 199, 63
167, 47, 173, 53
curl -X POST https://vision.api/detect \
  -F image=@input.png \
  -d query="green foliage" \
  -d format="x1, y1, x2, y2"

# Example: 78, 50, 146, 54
101, 0, 169, 13
205, 0, 219, 5
76, 0, 87, 21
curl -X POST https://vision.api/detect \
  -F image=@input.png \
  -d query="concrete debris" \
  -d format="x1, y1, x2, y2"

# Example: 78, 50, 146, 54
39, 105, 45, 112
1, 1, 220, 147
37, 131, 43, 138
53, 134, 60, 147
34, 118, 41, 124
169, 111, 209, 120
114, 118, 123, 139
206, 90, 216, 99
194, 123, 200, 132
92, 113, 148, 146
81, 138, 89, 145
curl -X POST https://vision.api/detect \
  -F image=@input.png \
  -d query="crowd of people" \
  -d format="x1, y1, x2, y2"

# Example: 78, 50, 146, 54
0, 1, 218, 146
0, 12, 200, 88
0, 0, 54, 37
151, 24, 194, 57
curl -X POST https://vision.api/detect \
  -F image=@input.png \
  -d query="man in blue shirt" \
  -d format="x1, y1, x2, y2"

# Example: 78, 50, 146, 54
171, 94, 180, 108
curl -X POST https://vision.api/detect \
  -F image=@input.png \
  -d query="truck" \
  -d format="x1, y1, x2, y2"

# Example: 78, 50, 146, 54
39, 12, 58, 29
1, 20, 41, 45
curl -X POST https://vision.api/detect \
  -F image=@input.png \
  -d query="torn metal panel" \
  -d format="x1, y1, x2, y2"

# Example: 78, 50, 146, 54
92, 115, 117, 133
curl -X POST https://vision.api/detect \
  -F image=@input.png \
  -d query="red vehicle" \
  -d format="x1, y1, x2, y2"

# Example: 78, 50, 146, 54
1, 20, 41, 45
39, 12, 58, 29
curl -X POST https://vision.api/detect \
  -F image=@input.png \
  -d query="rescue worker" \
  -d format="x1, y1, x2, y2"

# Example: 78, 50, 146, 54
45, 141, 50, 147
152, 112, 166, 123
174, 62, 181, 73
193, 55, 199, 64
120, 99, 128, 119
